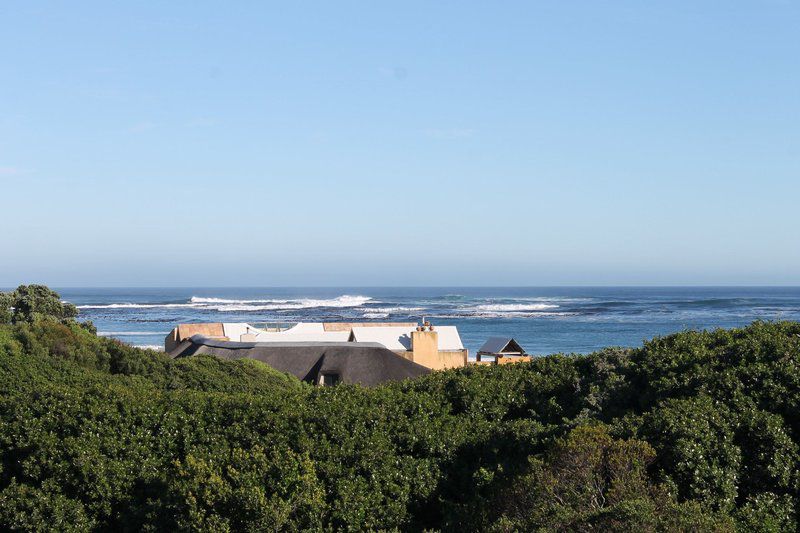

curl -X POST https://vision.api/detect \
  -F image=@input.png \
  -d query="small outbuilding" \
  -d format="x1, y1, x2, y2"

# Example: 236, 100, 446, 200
477, 336, 529, 364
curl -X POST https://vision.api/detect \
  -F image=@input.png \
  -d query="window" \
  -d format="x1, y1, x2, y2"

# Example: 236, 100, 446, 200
320, 373, 339, 387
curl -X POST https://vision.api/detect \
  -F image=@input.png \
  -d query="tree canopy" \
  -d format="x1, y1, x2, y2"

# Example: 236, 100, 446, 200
0, 285, 78, 325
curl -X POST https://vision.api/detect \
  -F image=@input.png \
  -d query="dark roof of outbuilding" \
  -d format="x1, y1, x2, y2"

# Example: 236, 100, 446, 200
477, 336, 527, 355
170, 335, 430, 386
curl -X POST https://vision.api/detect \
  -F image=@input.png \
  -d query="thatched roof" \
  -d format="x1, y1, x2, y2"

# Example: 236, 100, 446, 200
170, 335, 430, 386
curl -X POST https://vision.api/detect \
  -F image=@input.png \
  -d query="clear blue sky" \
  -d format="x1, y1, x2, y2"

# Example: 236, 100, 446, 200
1, 1, 798, 286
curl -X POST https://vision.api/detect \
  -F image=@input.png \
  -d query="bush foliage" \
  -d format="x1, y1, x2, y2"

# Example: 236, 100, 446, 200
1, 287, 800, 530
0, 285, 78, 325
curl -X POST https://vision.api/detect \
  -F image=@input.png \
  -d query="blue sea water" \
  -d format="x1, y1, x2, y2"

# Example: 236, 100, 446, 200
54, 287, 800, 357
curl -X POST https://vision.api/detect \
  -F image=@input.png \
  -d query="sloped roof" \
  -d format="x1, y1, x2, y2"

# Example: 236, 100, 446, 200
350, 326, 465, 351
170, 335, 430, 386
349, 327, 412, 350
322, 322, 417, 332
432, 327, 465, 351
283, 322, 326, 334
222, 322, 350, 343
478, 336, 526, 355
265, 330, 351, 342
170, 322, 466, 353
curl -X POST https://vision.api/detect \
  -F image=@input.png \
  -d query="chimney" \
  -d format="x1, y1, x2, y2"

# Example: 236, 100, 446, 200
411, 322, 439, 365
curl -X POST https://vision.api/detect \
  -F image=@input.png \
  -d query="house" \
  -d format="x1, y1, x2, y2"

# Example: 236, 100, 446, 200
165, 321, 468, 371
165, 321, 415, 353
169, 335, 430, 386
476, 336, 531, 365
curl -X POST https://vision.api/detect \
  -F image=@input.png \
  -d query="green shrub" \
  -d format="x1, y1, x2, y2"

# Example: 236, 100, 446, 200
0, 303, 799, 531
1, 285, 78, 324
0, 482, 93, 532
735, 492, 796, 532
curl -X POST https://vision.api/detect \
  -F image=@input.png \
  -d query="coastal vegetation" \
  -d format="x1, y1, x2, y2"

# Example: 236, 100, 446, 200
1, 286, 799, 531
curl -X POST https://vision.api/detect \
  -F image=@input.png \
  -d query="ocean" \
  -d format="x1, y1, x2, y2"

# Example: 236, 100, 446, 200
51, 286, 800, 357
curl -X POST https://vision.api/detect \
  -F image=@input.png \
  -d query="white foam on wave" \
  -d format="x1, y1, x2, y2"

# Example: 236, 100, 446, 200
79, 295, 373, 312
502, 296, 593, 303
213, 304, 307, 311
77, 303, 197, 309
367, 306, 424, 313
471, 303, 559, 312
432, 311, 576, 319
99, 331, 166, 336
133, 344, 165, 351
190, 296, 291, 304
362, 312, 390, 319
211, 295, 373, 311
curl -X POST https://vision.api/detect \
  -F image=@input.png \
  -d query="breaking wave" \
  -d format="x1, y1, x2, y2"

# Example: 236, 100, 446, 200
189, 296, 290, 304
79, 295, 372, 312
77, 303, 196, 309
367, 306, 424, 313
470, 303, 560, 312
432, 311, 576, 319
98, 331, 166, 336
210, 295, 373, 311
362, 312, 390, 319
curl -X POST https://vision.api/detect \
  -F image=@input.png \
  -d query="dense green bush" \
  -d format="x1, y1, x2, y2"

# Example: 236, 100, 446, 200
1, 297, 799, 530
0, 285, 78, 325
482, 425, 734, 531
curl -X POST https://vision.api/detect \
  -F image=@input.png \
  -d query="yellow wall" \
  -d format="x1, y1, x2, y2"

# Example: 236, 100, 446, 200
435, 350, 469, 369
496, 355, 531, 365
407, 330, 467, 370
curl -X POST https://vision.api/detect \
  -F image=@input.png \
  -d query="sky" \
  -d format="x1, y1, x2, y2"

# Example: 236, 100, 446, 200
1, 1, 799, 286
